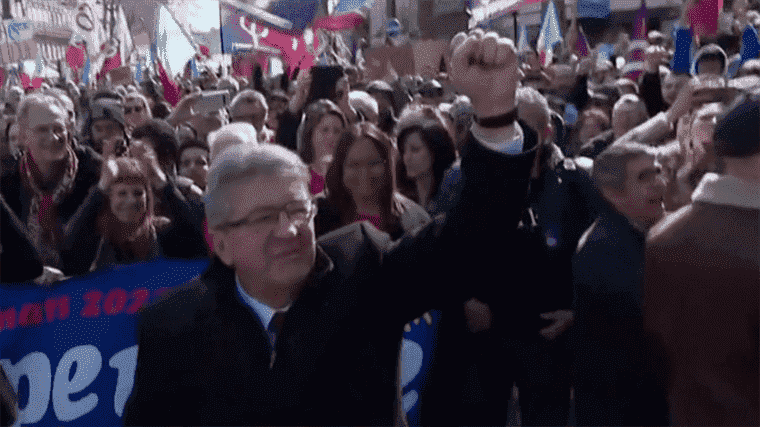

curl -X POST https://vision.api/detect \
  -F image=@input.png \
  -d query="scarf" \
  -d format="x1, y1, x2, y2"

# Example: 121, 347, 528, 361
21, 145, 79, 266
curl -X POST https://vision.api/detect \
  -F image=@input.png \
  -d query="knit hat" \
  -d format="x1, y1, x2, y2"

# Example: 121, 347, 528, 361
90, 98, 125, 129
714, 94, 760, 158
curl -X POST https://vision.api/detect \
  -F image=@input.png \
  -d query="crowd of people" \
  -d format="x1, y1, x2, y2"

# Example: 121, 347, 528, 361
1, 2, 759, 424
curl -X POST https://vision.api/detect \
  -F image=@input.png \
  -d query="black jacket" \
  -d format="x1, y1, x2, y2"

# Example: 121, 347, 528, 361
62, 183, 208, 275
579, 129, 615, 159
0, 193, 42, 283
124, 130, 541, 425
0, 145, 102, 275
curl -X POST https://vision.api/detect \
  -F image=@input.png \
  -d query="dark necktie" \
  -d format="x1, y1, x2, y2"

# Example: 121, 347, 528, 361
267, 311, 286, 368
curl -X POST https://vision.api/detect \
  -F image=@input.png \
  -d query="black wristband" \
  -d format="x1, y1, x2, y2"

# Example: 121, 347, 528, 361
474, 109, 518, 128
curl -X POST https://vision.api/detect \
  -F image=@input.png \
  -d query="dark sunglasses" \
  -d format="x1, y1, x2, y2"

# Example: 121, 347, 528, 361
125, 106, 144, 114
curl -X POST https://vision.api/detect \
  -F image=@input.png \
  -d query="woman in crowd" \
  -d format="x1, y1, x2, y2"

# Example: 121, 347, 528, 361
178, 139, 210, 192
89, 154, 166, 270
277, 65, 356, 150
315, 122, 430, 239
62, 140, 206, 273
123, 92, 152, 131
567, 107, 610, 157
395, 104, 458, 214
297, 99, 347, 196
131, 119, 204, 202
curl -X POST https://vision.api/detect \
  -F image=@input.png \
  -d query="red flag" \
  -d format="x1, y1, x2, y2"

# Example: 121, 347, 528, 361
312, 13, 365, 31
199, 45, 210, 57
687, 0, 722, 39
96, 43, 122, 81
157, 60, 181, 107
66, 41, 87, 70
20, 73, 44, 90
260, 28, 318, 78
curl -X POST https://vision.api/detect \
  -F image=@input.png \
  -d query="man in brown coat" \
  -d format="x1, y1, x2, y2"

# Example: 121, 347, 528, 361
643, 93, 760, 426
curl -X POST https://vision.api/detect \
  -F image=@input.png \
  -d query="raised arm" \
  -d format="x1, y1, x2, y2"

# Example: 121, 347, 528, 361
381, 30, 541, 323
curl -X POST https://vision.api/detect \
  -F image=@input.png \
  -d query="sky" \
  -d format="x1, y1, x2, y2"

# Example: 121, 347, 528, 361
168, 0, 222, 33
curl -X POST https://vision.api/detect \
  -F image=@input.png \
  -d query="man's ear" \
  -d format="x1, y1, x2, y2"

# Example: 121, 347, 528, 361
600, 186, 625, 211
212, 230, 234, 267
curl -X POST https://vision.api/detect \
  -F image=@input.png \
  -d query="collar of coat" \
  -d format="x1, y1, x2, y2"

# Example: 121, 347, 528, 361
692, 172, 760, 210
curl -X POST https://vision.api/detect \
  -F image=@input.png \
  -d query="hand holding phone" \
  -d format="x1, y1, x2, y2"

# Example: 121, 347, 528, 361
194, 90, 229, 116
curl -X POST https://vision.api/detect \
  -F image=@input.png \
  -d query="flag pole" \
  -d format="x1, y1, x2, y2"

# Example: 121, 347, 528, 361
160, 4, 200, 55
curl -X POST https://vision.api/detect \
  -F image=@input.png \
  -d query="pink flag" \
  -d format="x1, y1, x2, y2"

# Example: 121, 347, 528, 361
157, 60, 181, 107
624, 1, 647, 81
97, 44, 122, 81
20, 73, 44, 91
312, 13, 365, 31
66, 41, 87, 70
260, 28, 319, 77
687, 0, 722, 39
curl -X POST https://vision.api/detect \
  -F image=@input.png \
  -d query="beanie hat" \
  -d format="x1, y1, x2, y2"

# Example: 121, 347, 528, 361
90, 98, 125, 129
714, 94, 760, 158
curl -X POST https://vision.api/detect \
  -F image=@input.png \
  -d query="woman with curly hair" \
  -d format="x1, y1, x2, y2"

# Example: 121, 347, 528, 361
395, 104, 458, 214
315, 122, 429, 239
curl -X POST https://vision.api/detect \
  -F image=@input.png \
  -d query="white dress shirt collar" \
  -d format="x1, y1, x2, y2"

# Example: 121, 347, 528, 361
235, 275, 290, 329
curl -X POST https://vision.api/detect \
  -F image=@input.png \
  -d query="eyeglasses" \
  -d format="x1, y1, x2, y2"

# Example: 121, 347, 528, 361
125, 106, 144, 114
221, 199, 316, 233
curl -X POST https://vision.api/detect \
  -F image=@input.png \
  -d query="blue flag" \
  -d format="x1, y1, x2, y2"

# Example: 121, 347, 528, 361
134, 58, 143, 83
190, 57, 200, 79
82, 55, 91, 85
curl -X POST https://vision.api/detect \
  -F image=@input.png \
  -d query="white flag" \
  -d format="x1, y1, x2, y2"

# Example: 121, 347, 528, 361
155, 4, 196, 77
117, 6, 134, 66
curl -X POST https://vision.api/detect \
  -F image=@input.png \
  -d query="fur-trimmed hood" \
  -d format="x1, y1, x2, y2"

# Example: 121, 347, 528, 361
692, 172, 760, 210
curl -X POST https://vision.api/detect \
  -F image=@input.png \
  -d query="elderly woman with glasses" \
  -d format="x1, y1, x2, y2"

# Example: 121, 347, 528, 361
315, 122, 429, 239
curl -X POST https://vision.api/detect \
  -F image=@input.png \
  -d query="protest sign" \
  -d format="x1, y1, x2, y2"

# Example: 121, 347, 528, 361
364, 45, 415, 81
412, 39, 449, 78
108, 66, 133, 86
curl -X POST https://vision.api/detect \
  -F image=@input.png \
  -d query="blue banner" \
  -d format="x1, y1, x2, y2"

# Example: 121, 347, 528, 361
1, 259, 440, 426
0, 259, 210, 426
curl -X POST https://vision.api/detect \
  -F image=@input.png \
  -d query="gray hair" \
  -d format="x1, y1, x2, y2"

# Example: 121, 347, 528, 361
208, 122, 259, 162
16, 93, 67, 129
349, 90, 379, 119
612, 94, 648, 133
516, 86, 550, 134
593, 142, 657, 193
218, 76, 241, 98
229, 89, 268, 116
125, 92, 151, 110
205, 143, 309, 229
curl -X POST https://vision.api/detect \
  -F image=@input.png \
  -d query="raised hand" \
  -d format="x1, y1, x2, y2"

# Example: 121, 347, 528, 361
450, 30, 521, 118
645, 45, 669, 73
539, 309, 574, 340
129, 141, 168, 191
